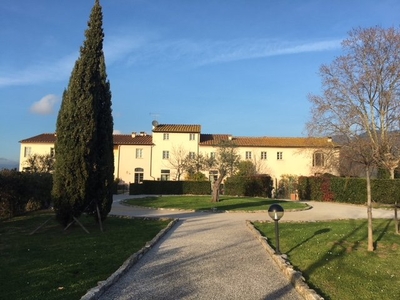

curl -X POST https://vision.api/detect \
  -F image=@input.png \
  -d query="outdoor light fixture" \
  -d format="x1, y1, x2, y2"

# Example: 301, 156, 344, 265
268, 204, 284, 254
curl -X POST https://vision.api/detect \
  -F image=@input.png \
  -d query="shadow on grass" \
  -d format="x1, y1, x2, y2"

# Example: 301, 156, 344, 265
216, 198, 288, 211
286, 228, 331, 254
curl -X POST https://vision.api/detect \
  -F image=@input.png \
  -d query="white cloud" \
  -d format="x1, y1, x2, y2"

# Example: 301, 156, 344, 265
0, 34, 341, 88
0, 52, 77, 88
122, 37, 342, 67
30, 94, 60, 115
113, 129, 122, 135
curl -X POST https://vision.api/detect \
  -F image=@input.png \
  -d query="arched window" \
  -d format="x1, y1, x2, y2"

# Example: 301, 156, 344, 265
313, 152, 325, 167
134, 168, 144, 183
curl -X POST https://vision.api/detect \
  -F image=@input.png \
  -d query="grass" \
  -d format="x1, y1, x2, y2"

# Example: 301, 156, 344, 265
0, 211, 170, 300
254, 219, 400, 300
124, 195, 307, 211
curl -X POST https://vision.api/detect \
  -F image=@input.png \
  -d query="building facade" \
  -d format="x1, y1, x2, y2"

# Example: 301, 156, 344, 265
19, 122, 339, 186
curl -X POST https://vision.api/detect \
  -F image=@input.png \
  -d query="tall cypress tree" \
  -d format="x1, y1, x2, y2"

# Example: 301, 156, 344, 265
52, 0, 113, 227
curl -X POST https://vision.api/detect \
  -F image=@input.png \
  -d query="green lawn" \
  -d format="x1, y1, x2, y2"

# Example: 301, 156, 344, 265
124, 195, 307, 211
0, 211, 170, 300
254, 219, 400, 300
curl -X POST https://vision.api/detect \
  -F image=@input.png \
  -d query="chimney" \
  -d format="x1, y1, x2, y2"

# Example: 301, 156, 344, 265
228, 135, 232, 141
140, 131, 146, 136
132, 132, 136, 138
327, 136, 332, 143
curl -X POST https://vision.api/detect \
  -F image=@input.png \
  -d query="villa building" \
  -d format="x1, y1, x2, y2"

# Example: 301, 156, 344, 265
19, 122, 339, 187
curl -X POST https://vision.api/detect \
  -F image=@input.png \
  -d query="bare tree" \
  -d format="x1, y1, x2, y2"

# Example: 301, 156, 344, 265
307, 26, 400, 250
167, 145, 188, 180
24, 154, 55, 173
208, 140, 241, 202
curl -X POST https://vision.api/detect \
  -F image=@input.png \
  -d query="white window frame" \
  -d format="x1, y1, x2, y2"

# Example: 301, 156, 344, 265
24, 147, 32, 157
162, 150, 169, 159
163, 133, 169, 140
245, 151, 252, 159
161, 169, 170, 181
313, 152, 325, 167
189, 151, 196, 159
261, 151, 267, 160
135, 148, 143, 159
134, 167, 144, 183
277, 152, 283, 160
189, 133, 196, 141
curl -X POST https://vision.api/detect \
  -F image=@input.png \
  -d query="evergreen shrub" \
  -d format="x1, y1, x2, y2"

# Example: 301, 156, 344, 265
0, 170, 52, 219
298, 175, 400, 205
224, 175, 272, 197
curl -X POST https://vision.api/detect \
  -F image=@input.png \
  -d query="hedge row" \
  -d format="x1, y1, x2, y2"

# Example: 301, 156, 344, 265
129, 180, 211, 195
298, 175, 400, 205
224, 175, 273, 197
0, 170, 53, 219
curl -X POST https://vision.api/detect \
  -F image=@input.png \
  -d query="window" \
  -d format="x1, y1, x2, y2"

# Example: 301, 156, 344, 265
24, 147, 31, 157
313, 152, 325, 167
135, 148, 143, 158
163, 133, 169, 140
277, 152, 283, 160
161, 169, 170, 181
162, 151, 169, 159
189, 133, 196, 141
134, 168, 144, 183
210, 152, 216, 158
245, 151, 252, 159
209, 170, 218, 182
261, 151, 267, 160
189, 152, 196, 159
50, 147, 55, 157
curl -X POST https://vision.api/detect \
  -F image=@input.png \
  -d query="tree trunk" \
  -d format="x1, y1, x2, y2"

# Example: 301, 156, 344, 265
211, 176, 224, 202
389, 168, 395, 179
366, 166, 374, 251
395, 201, 399, 234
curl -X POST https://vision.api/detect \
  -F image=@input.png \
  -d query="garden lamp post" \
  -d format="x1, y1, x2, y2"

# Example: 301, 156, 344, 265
268, 204, 284, 254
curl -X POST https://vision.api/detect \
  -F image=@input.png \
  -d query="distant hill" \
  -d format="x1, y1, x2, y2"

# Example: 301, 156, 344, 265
0, 158, 19, 170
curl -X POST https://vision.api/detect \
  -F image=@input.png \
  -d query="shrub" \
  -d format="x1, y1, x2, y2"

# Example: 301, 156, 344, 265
0, 170, 52, 219
129, 180, 211, 195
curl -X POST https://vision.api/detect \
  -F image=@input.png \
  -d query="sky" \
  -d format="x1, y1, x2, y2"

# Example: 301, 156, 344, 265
1, 0, 400, 163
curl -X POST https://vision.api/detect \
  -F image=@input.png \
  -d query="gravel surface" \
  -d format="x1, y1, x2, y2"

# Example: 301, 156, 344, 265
96, 196, 393, 300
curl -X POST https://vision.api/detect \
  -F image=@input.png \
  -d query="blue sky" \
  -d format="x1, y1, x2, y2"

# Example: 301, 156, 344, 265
1, 0, 400, 163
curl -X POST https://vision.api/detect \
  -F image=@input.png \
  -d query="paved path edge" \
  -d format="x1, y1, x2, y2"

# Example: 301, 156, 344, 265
246, 220, 324, 300
80, 216, 179, 300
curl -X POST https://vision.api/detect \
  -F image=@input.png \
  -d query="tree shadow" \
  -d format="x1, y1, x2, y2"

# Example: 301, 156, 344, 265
215, 198, 287, 211
373, 218, 393, 249
286, 228, 331, 254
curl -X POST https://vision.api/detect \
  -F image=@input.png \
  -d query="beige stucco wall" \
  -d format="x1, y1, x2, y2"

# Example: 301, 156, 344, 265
114, 145, 152, 184
151, 131, 200, 180
19, 142, 54, 171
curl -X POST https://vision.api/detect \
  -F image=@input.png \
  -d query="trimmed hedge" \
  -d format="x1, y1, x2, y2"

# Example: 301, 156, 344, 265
0, 170, 52, 219
298, 175, 400, 205
224, 175, 273, 197
129, 180, 211, 195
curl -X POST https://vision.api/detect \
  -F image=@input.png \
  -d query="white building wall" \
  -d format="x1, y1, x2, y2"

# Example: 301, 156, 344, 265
151, 132, 199, 180
116, 145, 153, 184
19, 143, 54, 171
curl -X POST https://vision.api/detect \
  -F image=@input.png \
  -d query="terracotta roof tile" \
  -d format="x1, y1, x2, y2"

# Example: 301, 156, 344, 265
199, 135, 336, 147
20, 133, 153, 145
113, 134, 153, 145
152, 124, 201, 133
232, 137, 336, 148
19, 133, 56, 143
199, 134, 232, 145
